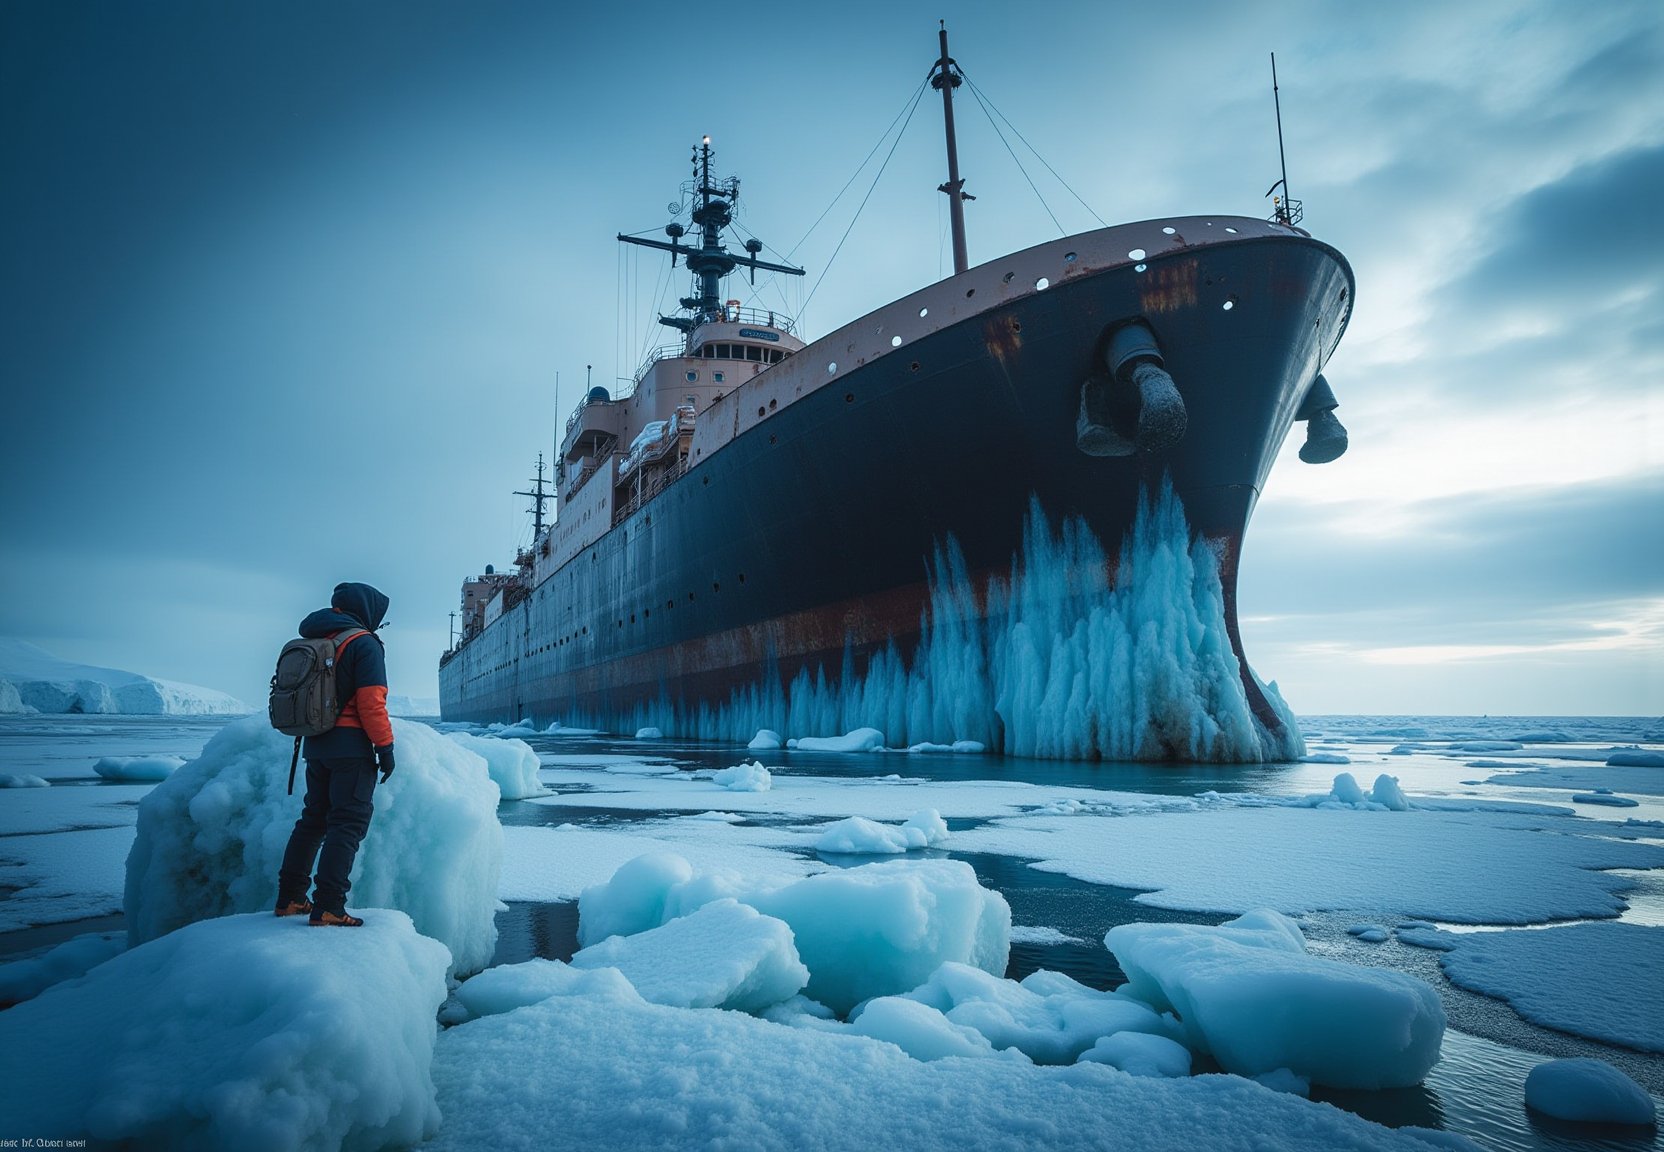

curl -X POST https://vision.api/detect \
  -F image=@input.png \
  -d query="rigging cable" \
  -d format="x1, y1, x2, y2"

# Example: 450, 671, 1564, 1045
799, 77, 930, 319
963, 77, 1064, 236
963, 74, 1109, 230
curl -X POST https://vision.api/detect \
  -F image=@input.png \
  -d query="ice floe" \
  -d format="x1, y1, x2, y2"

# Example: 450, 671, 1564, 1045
1524, 1058, 1656, 1125
445, 730, 549, 799
92, 754, 184, 781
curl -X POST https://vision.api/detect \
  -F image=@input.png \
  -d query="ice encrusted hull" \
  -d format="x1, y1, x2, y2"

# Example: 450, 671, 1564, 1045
554, 483, 1299, 761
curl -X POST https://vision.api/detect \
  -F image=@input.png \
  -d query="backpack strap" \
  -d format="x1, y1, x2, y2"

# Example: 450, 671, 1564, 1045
332, 628, 370, 658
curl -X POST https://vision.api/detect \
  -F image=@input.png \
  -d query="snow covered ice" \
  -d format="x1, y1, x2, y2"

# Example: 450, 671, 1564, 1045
445, 729, 549, 799
0, 637, 248, 715
1523, 1057, 1656, 1126
0, 910, 448, 1149
814, 808, 950, 853
124, 716, 503, 973
92, 753, 184, 781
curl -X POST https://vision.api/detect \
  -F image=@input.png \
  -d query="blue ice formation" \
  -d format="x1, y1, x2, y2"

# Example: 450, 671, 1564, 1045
642, 480, 1302, 762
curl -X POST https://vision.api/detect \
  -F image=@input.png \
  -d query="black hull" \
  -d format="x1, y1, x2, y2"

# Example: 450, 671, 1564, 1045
441, 221, 1352, 757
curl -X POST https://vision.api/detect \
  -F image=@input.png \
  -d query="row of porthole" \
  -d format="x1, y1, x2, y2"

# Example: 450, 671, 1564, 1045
614, 573, 750, 629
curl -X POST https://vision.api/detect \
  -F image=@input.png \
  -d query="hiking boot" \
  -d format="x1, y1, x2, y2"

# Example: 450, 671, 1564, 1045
309, 908, 364, 927
275, 896, 313, 918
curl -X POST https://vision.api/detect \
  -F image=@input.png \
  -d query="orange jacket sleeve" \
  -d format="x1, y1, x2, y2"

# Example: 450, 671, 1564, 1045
354, 684, 395, 747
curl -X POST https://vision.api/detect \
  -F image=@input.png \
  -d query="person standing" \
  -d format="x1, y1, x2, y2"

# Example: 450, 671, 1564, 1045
275, 582, 396, 927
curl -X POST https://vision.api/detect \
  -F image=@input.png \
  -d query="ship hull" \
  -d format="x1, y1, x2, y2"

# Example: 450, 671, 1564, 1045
441, 220, 1352, 756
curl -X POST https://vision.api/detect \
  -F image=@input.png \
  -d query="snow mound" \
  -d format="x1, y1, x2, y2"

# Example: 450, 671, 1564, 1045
570, 898, 808, 1012
0, 773, 49, 788
0, 911, 447, 1149
93, 755, 185, 782
1573, 791, 1639, 807
1524, 1058, 1655, 1125
1607, 748, 1664, 767
577, 854, 1010, 1016
848, 995, 999, 1061
124, 716, 503, 974
1372, 774, 1410, 810
634, 726, 664, 739
815, 809, 950, 854
901, 962, 1176, 1064
447, 958, 640, 1024
794, 727, 886, 753
0, 638, 248, 715
712, 761, 771, 791
0, 931, 125, 1005
1106, 909, 1445, 1089
445, 730, 548, 799
748, 728, 783, 750
1077, 1031, 1192, 1077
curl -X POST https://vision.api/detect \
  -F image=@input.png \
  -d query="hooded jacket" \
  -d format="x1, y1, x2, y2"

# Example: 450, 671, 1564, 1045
299, 582, 394, 759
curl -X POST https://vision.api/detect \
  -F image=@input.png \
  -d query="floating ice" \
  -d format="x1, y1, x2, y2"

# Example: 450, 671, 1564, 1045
712, 761, 771, 791
0, 772, 49, 788
577, 854, 1010, 1016
1077, 1031, 1192, 1077
815, 809, 949, 854
1372, 774, 1410, 810
615, 482, 1304, 763
570, 898, 808, 1012
0, 911, 447, 1149
794, 727, 886, 753
0, 931, 125, 1005
907, 740, 988, 753
1300, 753, 1351, 765
1009, 926, 1086, 945
1572, 791, 1638, 807
1106, 909, 1445, 1089
1434, 922, 1664, 1052
1347, 924, 1390, 943
1253, 1068, 1311, 1096
1524, 1058, 1656, 1125
748, 728, 783, 750
1449, 741, 1523, 753
92, 754, 185, 781
634, 726, 663, 739
900, 961, 1176, 1064
445, 730, 548, 799
1607, 748, 1664, 767
1330, 773, 1367, 805
124, 716, 503, 974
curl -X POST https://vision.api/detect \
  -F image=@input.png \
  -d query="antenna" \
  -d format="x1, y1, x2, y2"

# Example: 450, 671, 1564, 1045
513, 453, 553, 536
1265, 53, 1304, 227
448, 611, 457, 650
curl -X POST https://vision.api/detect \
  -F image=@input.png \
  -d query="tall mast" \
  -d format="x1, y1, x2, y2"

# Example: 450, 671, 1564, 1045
931, 21, 970, 275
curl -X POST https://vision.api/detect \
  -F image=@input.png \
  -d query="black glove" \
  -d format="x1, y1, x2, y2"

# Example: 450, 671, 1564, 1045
375, 744, 396, 784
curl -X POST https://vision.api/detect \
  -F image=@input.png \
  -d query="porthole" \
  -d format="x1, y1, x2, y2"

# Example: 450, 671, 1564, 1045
1128, 248, 1146, 261
1224, 227, 1238, 234
910, 361, 921, 372
827, 362, 837, 374
1002, 271, 1015, 283
918, 306, 929, 318
713, 582, 721, 593
844, 392, 855, 403
1064, 251, 1077, 262
1135, 263, 1147, 273
891, 335, 902, 347
758, 405, 766, 418
1223, 298, 1236, 311
1162, 226, 1176, 235
1035, 277, 1049, 291
738, 573, 746, 584
769, 398, 777, 410
965, 287, 976, 298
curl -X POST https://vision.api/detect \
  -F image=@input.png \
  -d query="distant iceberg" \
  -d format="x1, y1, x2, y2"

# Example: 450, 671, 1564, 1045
0, 639, 247, 716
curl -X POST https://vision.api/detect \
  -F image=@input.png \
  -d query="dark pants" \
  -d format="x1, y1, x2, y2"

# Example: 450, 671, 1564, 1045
277, 757, 378, 913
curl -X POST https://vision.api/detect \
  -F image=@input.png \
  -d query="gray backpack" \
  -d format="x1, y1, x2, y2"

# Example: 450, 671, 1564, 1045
268, 629, 368, 792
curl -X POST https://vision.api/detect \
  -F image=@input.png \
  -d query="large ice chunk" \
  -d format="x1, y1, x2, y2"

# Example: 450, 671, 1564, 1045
1077, 1031, 1193, 1077
577, 854, 1011, 1015
1524, 1058, 1655, 1125
815, 809, 950, 854
900, 962, 1176, 1064
445, 730, 549, 799
848, 995, 999, 1061
124, 716, 503, 973
1106, 909, 1445, 1089
93, 755, 185, 782
0, 911, 448, 1149
712, 761, 772, 791
448, 958, 640, 1024
570, 898, 808, 1012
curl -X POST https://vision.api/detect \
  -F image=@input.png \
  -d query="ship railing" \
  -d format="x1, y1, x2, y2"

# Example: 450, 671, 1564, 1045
566, 436, 618, 498
632, 343, 687, 385
614, 457, 687, 525
708, 305, 796, 335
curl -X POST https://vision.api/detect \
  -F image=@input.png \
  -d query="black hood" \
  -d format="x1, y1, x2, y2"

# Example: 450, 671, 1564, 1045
298, 583, 389, 638
330, 582, 390, 631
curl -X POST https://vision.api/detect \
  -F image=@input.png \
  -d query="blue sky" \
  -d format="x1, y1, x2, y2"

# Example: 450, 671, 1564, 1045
1, 0, 1659, 715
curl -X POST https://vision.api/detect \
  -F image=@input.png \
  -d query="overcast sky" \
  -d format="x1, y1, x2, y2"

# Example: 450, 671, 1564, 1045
2, 0, 1659, 716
